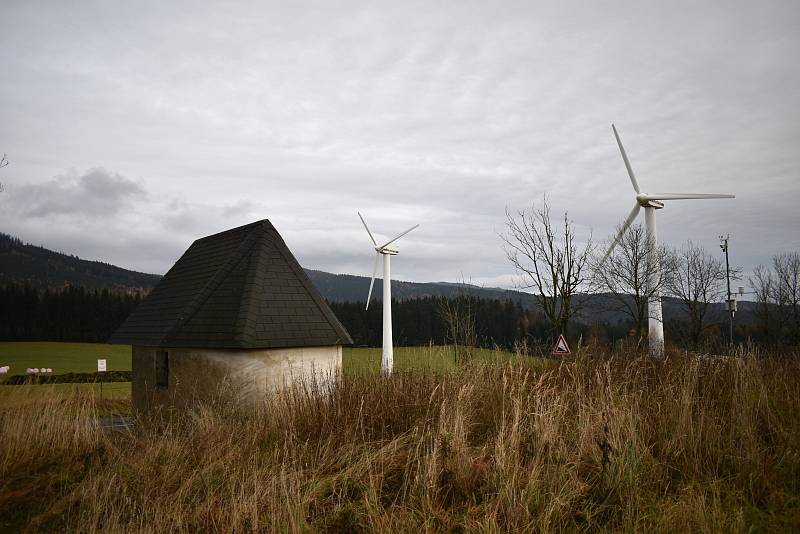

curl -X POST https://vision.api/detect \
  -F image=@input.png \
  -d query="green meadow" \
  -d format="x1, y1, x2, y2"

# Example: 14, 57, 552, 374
0, 342, 545, 404
0, 342, 546, 393
0, 342, 132, 374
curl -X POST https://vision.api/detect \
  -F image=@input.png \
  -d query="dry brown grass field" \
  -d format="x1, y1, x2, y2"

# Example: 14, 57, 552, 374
1, 349, 799, 532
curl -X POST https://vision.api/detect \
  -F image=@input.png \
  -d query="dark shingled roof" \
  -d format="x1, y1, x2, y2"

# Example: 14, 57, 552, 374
109, 220, 353, 349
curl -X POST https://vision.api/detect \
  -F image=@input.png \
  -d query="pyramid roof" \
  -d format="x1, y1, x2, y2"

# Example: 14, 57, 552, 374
109, 220, 353, 349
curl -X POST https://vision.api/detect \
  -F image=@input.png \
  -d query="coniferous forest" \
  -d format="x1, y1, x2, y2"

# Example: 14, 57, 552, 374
0, 284, 141, 342
0, 282, 786, 350
328, 298, 565, 349
0, 283, 580, 349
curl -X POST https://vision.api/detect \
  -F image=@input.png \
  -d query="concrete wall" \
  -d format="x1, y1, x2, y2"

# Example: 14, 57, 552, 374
132, 345, 342, 412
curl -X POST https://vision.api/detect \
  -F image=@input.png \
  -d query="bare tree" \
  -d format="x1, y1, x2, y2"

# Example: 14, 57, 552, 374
501, 197, 594, 337
0, 154, 7, 192
773, 252, 800, 343
749, 264, 781, 340
591, 223, 668, 340
665, 242, 728, 345
438, 293, 477, 365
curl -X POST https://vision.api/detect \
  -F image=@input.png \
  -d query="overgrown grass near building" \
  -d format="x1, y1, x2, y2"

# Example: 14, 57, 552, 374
0, 381, 131, 405
1, 351, 799, 532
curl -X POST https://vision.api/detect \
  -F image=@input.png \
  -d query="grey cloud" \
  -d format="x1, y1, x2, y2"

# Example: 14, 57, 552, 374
7, 168, 146, 218
1, 0, 798, 285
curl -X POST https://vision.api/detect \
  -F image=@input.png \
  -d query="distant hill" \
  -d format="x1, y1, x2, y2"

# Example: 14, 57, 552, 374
0, 233, 160, 293
0, 233, 757, 324
303, 269, 537, 305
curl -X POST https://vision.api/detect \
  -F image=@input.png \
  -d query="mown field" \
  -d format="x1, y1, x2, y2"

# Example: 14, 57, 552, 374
2, 350, 799, 532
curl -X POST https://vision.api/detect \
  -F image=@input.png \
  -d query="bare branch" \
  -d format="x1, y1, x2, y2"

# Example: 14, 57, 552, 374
0, 153, 7, 192
590, 223, 666, 340
664, 241, 727, 345
500, 197, 594, 337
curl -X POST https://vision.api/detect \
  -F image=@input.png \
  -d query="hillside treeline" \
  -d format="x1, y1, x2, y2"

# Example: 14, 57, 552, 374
0, 282, 790, 350
0, 283, 583, 349
0, 232, 160, 292
331, 297, 550, 349
0, 284, 141, 342
328, 297, 624, 350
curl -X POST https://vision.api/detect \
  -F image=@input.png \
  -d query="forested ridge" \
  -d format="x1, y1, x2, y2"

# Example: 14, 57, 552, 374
0, 233, 160, 292
0, 281, 787, 349
0, 282, 578, 349
0, 230, 786, 349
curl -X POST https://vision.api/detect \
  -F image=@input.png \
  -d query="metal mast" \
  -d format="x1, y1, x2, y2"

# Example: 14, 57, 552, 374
720, 235, 735, 345
358, 212, 419, 375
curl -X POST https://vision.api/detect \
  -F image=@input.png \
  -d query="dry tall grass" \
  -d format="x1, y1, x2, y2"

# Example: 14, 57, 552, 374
2, 350, 799, 532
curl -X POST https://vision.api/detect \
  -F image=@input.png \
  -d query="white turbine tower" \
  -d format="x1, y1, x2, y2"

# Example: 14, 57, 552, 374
358, 212, 419, 374
605, 124, 735, 357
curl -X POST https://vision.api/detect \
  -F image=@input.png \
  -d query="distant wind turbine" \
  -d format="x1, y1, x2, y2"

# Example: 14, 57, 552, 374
358, 212, 419, 374
604, 124, 735, 357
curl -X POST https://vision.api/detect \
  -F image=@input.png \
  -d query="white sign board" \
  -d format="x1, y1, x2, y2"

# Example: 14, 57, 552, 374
97, 359, 107, 372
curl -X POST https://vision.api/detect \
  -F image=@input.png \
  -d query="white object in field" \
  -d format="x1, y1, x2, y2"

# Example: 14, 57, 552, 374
604, 124, 735, 358
358, 211, 419, 375
97, 359, 107, 372
0, 366, 7, 374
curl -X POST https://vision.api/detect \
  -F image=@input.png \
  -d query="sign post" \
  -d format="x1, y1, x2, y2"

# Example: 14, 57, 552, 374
97, 358, 107, 398
552, 334, 571, 356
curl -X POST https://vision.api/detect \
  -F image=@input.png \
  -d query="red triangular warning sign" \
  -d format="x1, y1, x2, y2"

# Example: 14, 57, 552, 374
552, 334, 571, 355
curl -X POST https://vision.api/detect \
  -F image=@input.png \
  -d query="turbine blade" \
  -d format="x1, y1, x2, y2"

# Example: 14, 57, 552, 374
612, 124, 641, 194
358, 211, 377, 246
602, 202, 641, 262
379, 224, 419, 249
365, 252, 380, 310
642, 193, 735, 201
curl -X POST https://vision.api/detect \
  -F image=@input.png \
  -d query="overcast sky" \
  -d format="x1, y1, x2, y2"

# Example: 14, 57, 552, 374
1, 1, 798, 289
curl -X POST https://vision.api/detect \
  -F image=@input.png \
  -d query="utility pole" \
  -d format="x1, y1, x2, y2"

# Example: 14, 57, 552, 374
719, 235, 735, 345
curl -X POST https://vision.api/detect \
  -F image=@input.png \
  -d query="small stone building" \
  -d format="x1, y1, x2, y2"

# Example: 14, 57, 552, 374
110, 220, 352, 412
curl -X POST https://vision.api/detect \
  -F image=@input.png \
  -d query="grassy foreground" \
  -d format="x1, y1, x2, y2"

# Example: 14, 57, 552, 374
2, 351, 799, 532
0, 382, 131, 406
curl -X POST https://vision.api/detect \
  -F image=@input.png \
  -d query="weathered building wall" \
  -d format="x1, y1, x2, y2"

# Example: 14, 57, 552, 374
132, 345, 342, 412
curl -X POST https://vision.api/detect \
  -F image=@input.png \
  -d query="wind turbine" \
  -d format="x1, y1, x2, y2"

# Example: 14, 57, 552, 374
604, 124, 735, 357
358, 212, 419, 374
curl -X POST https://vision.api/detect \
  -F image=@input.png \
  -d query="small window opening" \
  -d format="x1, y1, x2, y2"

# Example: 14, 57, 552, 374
156, 350, 169, 389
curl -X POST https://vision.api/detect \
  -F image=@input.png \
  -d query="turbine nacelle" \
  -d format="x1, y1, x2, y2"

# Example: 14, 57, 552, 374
636, 194, 664, 209
376, 245, 398, 255
358, 211, 419, 310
